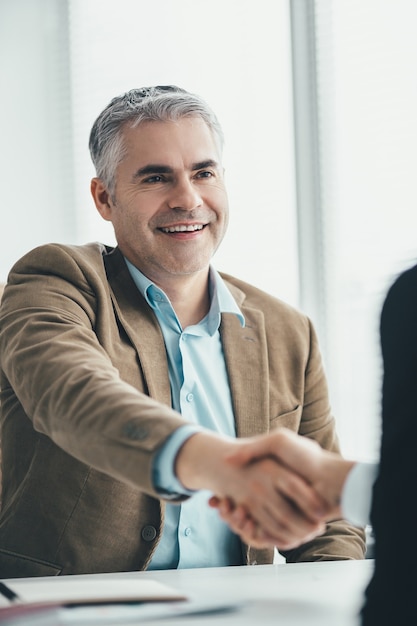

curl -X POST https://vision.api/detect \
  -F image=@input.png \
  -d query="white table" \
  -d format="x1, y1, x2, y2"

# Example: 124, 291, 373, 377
1, 559, 374, 625
128, 559, 374, 625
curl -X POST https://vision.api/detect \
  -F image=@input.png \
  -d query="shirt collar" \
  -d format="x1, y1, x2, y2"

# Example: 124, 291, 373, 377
124, 258, 245, 333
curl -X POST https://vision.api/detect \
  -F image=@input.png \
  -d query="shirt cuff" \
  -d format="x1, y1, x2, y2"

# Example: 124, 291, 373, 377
341, 461, 379, 526
152, 424, 205, 498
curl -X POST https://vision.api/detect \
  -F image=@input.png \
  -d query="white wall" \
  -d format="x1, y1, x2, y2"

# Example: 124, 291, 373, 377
0, 0, 77, 282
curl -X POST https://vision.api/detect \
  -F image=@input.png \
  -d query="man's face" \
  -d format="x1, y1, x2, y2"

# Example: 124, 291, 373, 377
93, 116, 229, 287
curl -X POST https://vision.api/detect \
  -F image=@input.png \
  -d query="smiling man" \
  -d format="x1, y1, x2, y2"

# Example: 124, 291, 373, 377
91, 114, 228, 329
0, 86, 365, 577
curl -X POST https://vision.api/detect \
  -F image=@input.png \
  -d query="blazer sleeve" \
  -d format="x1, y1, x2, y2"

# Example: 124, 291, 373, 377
0, 243, 188, 497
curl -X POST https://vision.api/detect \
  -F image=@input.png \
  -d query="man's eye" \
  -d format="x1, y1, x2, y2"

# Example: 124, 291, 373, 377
144, 175, 164, 183
196, 171, 213, 179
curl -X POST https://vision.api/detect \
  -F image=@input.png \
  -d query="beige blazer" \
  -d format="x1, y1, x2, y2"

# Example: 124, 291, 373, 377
0, 243, 365, 577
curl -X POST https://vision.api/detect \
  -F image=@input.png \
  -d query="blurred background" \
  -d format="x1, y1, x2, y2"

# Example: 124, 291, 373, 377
1, 0, 417, 462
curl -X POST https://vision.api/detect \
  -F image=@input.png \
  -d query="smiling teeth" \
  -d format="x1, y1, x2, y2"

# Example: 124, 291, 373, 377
161, 224, 204, 233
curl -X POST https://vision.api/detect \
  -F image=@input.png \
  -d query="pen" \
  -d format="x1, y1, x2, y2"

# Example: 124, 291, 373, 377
0, 581, 21, 604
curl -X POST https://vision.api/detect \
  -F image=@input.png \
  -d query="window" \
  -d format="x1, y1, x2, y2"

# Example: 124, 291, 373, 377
68, 0, 299, 305
3, 0, 414, 463
293, 0, 417, 459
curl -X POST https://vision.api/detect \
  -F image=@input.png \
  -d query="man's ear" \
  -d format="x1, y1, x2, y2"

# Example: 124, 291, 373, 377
91, 178, 113, 221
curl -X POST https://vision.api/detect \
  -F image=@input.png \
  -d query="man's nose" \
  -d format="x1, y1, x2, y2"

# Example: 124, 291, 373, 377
167, 177, 203, 211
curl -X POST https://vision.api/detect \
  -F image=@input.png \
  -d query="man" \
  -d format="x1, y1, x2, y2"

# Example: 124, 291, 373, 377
0, 86, 365, 577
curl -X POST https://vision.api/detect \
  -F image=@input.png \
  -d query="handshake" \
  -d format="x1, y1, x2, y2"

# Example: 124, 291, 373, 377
175, 428, 356, 550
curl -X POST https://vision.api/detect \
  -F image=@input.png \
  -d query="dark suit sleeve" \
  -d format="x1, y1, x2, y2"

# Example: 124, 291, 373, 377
362, 264, 417, 624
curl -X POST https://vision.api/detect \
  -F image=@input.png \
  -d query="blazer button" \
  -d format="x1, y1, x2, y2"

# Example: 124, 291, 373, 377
122, 421, 148, 441
141, 525, 157, 542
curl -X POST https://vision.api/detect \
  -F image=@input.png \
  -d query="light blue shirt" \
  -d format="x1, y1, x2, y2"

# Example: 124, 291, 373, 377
125, 259, 245, 569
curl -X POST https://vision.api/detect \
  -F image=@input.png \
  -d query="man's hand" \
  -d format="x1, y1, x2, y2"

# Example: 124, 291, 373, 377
207, 428, 356, 547
174, 431, 331, 550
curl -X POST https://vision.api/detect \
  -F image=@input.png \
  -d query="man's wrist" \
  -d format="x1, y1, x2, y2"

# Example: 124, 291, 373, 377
152, 424, 204, 497
175, 431, 232, 492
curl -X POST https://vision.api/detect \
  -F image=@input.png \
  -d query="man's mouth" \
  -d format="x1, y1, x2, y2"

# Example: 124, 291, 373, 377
159, 224, 206, 233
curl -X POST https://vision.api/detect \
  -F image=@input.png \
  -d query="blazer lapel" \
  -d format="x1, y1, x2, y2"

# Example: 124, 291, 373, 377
220, 305, 270, 439
103, 248, 172, 407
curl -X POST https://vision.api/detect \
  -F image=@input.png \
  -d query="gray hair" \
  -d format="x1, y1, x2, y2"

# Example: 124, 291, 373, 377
89, 85, 224, 197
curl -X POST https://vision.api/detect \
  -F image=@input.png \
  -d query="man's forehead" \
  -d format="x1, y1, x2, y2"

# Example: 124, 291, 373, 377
121, 117, 222, 164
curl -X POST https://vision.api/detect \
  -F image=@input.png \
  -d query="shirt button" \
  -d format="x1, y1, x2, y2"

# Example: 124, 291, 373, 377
186, 393, 194, 403
153, 293, 164, 302
184, 527, 192, 537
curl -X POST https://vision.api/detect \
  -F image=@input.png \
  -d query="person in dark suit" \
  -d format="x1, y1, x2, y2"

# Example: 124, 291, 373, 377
361, 263, 417, 625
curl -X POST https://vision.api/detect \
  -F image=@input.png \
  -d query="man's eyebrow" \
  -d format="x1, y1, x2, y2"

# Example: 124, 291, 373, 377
191, 159, 219, 171
133, 159, 220, 180
133, 164, 173, 179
